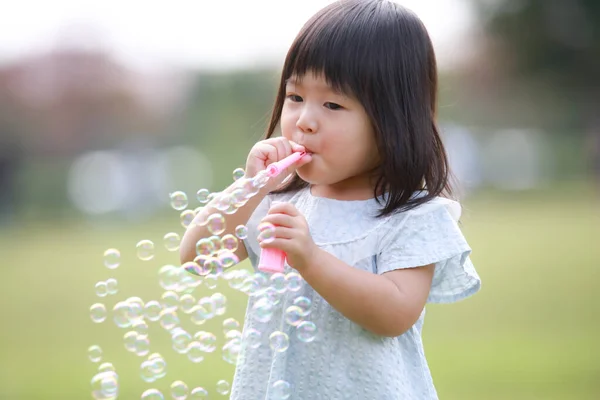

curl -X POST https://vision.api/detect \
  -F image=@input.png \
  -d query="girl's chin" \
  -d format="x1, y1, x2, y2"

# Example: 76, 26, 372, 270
296, 164, 317, 184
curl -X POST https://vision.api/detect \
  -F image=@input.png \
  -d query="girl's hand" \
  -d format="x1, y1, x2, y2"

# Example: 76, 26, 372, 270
259, 202, 317, 272
245, 137, 311, 191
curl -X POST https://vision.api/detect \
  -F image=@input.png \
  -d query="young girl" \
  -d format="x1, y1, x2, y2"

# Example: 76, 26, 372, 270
181, 0, 481, 398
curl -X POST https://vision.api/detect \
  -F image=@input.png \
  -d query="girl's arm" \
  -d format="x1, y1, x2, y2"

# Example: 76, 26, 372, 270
302, 250, 435, 337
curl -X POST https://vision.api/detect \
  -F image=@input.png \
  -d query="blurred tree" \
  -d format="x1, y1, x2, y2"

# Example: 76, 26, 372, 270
472, 0, 600, 179
181, 70, 278, 189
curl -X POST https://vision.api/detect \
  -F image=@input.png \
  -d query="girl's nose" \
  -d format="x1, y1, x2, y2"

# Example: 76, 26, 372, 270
296, 108, 318, 134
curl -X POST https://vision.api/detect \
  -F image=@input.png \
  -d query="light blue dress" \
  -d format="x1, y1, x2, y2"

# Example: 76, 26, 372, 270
231, 187, 481, 400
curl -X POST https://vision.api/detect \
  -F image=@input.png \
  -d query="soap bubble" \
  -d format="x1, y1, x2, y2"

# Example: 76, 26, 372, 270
171, 328, 192, 355
190, 387, 209, 398
163, 232, 181, 251
296, 321, 318, 343
161, 291, 179, 312
257, 222, 276, 243
180, 210, 196, 228
159, 310, 180, 331
88, 345, 102, 362
95, 281, 108, 297
134, 336, 150, 357
158, 265, 180, 290
97, 362, 115, 373
241, 178, 260, 199
144, 300, 162, 322
269, 331, 290, 352
265, 288, 283, 309
232, 167, 245, 181
210, 292, 227, 316
221, 234, 238, 252
140, 360, 155, 383
223, 318, 240, 333
132, 320, 149, 337
148, 354, 167, 378
213, 193, 230, 212
183, 260, 206, 277
284, 306, 304, 327
105, 278, 118, 295
207, 213, 226, 235
196, 188, 210, 204
187, 341, 205, 363
254, 170, 270, 188
195, 238, 214, 256
170, 380, 189, 400
217, 250, 239, 269
293, 296, 312, 316
123, 331, 138, 352
222, 338, 241, 365
90, 370, 118, 399
270, 273, 287, 294
231, 187, 247, 207
90, 303, 107, 323
170, 191, 188, 210
103, 248, 120, 269
194, 331, 217, 352
272, 380, 292, 399
179, 294, 196, 314
209, 235, 223, 253
216, 380, 230, 395
141, 388, 164, 399
243, 328, 262, 349
243, 273, 267, 296
285, 272, 303, 292
198, 297, 215, 319
225, 329, 242, 340
252, 296, 275, 323
190, 305, 210, 325
136, 240, 155, 261
226, 269, 249, 290
127, 297, 144, 320
235, 225, 248, 239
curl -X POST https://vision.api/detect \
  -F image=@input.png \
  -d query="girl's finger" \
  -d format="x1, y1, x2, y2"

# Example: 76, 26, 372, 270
261, 213, 296, 228
268, 202, 300, 217
272, 226, 295, 240
259, 237, 290, 252
288, 140, 306, 153
272, 137, 293, 161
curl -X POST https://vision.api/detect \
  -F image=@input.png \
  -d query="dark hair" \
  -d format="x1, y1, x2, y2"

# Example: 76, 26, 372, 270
264, 0, 455, 217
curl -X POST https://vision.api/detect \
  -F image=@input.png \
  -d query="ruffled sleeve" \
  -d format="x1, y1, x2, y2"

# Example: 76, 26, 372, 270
375, 198, 481, 303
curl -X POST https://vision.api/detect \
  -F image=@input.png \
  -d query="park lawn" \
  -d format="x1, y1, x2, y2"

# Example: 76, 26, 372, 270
0, 185, 598, 399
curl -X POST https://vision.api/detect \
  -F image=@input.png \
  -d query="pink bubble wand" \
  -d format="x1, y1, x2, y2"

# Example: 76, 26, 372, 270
258, 151, 307, 273
265, 151, 306, 178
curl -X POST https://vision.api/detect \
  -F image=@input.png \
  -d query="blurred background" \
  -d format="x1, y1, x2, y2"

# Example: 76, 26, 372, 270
0, 0, 598, 399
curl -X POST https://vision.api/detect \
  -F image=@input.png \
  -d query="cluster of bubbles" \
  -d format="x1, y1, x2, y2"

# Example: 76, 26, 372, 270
89, 167, 317, 399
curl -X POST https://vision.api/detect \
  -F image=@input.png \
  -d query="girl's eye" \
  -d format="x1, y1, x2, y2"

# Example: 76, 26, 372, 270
324, 102, 343, 110
287, 94, 303, 102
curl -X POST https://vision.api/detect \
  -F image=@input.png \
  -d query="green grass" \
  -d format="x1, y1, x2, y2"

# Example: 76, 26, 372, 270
1, 184, 598, 399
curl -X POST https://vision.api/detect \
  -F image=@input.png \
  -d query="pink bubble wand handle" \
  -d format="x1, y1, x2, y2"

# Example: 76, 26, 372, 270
258, 151, 306, 274
266, 151, 306, 177
258, 247, 286, 274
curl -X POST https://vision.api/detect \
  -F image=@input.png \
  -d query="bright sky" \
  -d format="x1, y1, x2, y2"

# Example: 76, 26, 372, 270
0, 0, 474, 72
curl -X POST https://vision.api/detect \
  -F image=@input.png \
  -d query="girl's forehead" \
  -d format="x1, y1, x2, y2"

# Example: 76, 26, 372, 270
285, 73, 345, 96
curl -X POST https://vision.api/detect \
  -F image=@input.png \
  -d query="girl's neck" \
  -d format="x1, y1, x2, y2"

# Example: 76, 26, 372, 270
310, 180, 377, 201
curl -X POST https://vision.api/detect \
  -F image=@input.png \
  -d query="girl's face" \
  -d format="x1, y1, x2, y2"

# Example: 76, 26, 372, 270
281, 72, 380, 197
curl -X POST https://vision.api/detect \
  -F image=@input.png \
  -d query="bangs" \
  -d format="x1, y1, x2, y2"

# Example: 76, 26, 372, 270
282, 1, 385, 98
